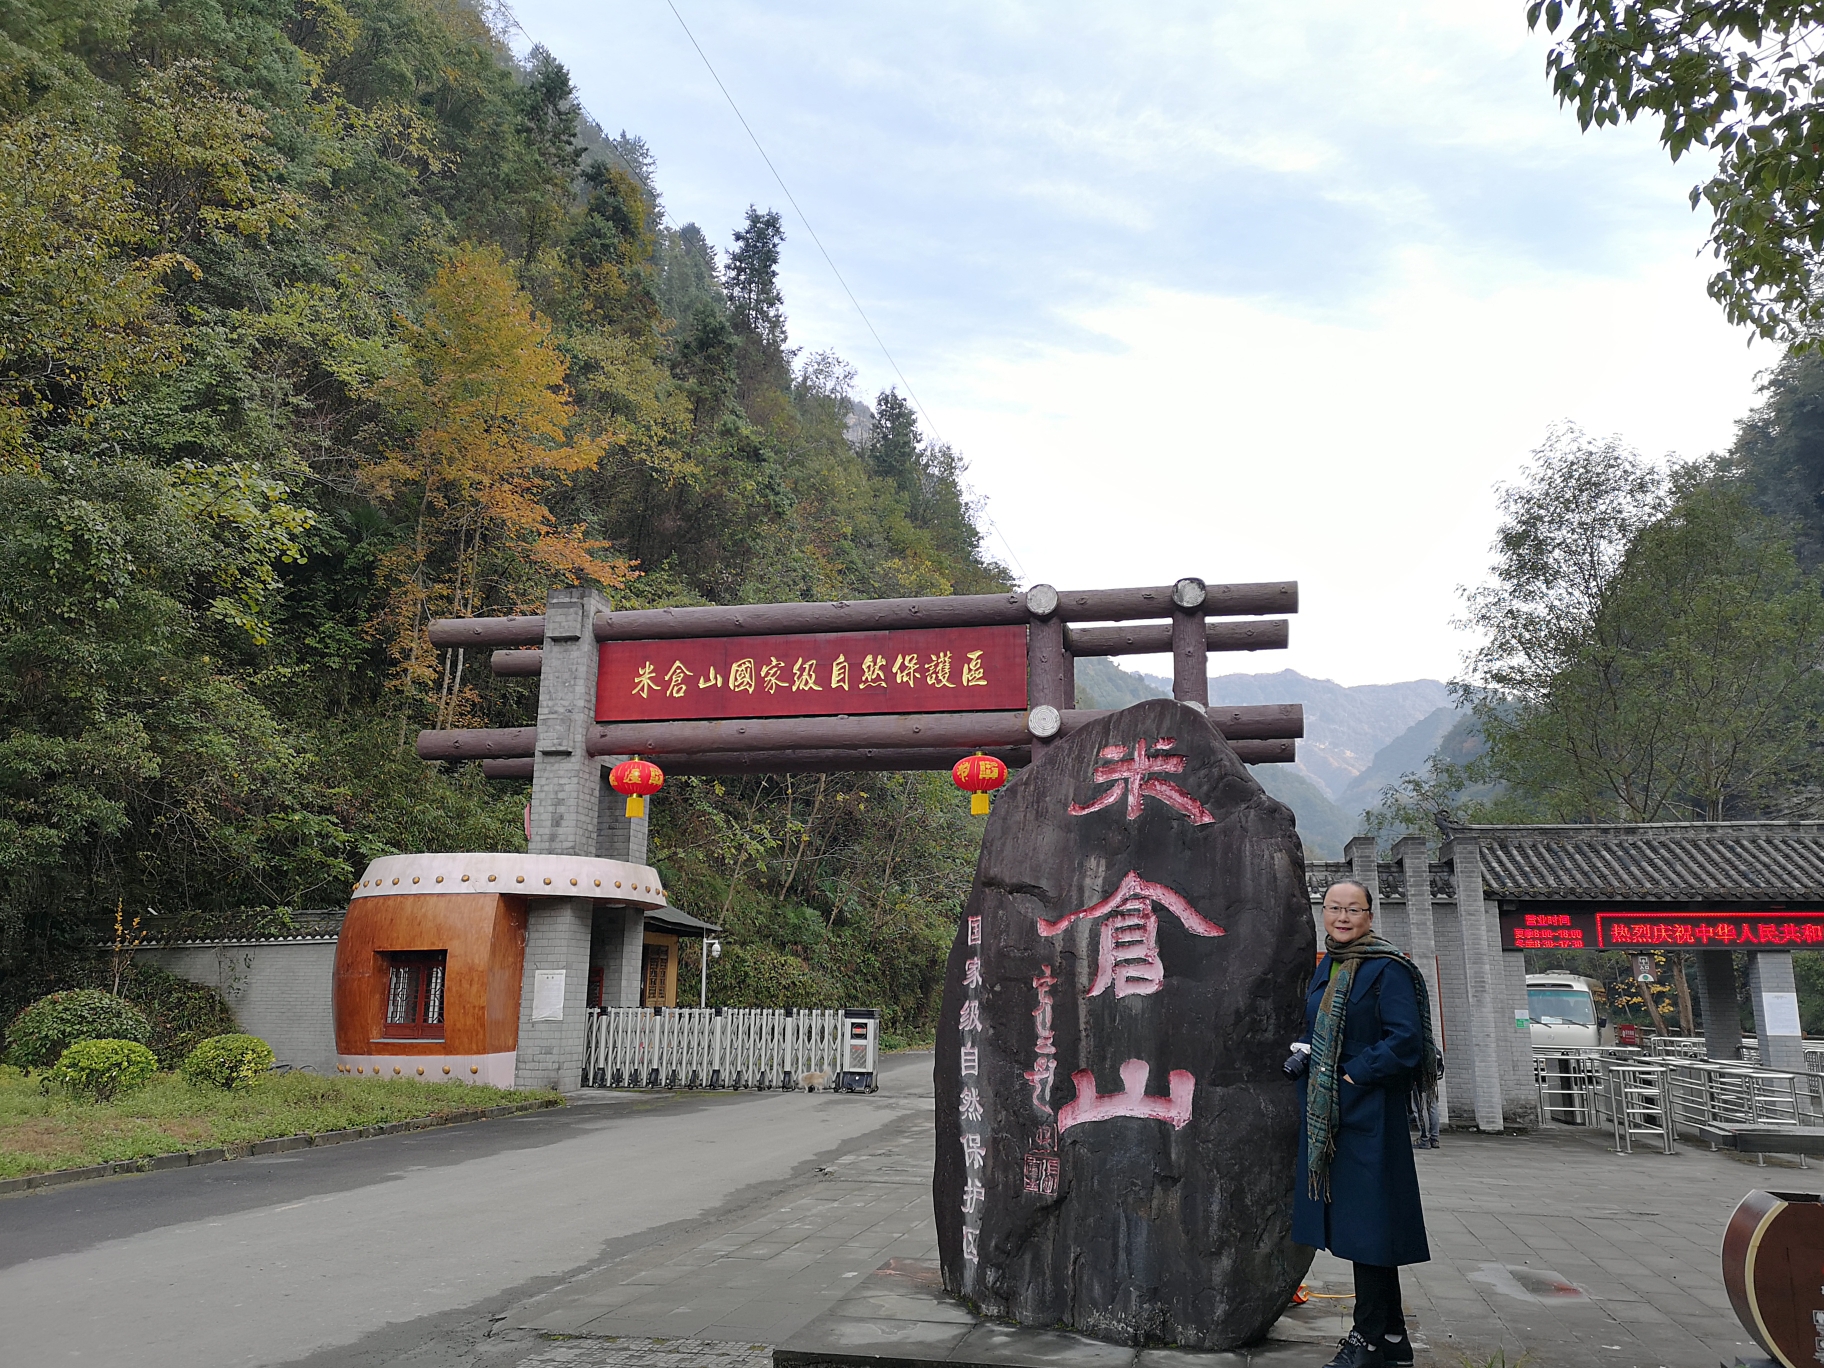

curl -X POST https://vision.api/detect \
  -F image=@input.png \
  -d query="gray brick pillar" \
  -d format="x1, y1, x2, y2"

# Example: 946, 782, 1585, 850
518, 585, 609, 1090
591, 763, 647, 1008
1442, 834, 1505, 1132
1395, 834, 1447, 1120
1695, 948, 1742, 1062
1749, 950, 1806, 1072
595, 765, 649, 863
1345, 835, 1379, 929
599, 908, 646, 1007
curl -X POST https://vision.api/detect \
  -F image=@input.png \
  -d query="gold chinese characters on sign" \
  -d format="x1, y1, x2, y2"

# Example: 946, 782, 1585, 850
596, 625, 1028, 723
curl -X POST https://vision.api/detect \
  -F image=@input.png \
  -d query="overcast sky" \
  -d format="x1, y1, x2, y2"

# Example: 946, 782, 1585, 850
510, 0, 1771, 687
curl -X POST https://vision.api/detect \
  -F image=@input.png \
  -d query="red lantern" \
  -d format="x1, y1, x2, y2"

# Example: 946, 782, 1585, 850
952, 752, 1008, 816
609, 757, 664, 818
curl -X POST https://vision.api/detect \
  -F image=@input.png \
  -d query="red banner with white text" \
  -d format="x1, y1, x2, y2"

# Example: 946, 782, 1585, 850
595, 625, 1028, 722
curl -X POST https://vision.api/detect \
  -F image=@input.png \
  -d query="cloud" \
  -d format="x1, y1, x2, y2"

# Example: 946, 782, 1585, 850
520, 0, 1766, 685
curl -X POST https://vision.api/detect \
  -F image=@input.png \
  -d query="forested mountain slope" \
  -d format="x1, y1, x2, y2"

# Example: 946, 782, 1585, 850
0, 0, 1005, 1037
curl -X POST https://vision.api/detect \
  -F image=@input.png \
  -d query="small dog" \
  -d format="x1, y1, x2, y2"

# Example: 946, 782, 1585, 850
800, 1072, 826, 1092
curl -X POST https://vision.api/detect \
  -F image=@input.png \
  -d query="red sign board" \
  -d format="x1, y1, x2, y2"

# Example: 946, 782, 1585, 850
596, 625, 1028, 723
1500, 908, 1824, 951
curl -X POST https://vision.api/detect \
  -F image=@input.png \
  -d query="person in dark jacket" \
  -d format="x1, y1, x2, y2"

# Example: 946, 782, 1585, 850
1284, 879, 1440, 1368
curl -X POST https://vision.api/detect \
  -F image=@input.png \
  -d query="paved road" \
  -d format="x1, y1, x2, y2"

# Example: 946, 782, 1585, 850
0, 1053, 937, 1367
3, 1050, 1784, 1368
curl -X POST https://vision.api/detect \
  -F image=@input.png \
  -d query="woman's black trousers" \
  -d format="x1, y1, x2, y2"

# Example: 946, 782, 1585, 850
1351, 1262, 1406, 1340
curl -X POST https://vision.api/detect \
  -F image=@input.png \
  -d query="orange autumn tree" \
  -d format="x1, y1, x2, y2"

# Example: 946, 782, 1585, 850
366, 245, 633, 726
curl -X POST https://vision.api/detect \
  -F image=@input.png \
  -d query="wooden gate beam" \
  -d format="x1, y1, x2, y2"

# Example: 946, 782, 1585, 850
489, 618, 1289, 678
479, 734, 1296, 780
417, 704, 1301, 763
429, 580, 1299, 650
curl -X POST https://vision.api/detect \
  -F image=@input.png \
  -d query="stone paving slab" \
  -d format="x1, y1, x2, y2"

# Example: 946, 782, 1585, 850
770, 1259, 1353, 1368
481, 1081, 1804, 1368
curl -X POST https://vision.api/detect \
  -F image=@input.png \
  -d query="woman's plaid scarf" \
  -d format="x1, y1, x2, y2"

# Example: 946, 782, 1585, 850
1303, 932, 1441, 1201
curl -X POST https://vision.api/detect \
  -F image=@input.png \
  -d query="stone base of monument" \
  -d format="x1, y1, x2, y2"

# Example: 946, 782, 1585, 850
774, 1259, 1394, 1368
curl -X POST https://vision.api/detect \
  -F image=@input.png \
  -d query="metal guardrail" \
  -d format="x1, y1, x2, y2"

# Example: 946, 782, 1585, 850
580, 1006, 846, 1090
1535, 1043, 1824, 1157
1647, 1036, 1824, 1074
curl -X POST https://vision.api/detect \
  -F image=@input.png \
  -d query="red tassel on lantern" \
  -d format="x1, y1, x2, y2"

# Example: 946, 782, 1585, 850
951, 752, 1008, 816
609, 757, 664, 817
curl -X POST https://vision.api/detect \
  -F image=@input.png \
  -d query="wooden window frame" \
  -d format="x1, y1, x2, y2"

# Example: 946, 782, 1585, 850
380, 950, 447, 1041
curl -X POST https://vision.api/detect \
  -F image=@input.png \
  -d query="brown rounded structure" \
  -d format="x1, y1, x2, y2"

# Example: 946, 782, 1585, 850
333, 851, 670, 1088
1724, 1188, 1824, 1368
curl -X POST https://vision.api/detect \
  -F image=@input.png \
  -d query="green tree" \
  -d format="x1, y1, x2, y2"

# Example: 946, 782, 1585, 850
1730, 348, 1824, 563
724, 206, 790, 416
1526, 1, 1824, 343
1460, 424, 1824, 821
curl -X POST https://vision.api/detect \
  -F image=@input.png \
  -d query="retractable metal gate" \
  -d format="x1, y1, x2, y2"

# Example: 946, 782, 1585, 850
580, 1007, 851, 1090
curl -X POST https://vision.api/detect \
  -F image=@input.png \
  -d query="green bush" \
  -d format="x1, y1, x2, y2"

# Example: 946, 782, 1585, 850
5, 990, 153, 1070
181, 1034, 275, 1089
42, 1039, 159, 1102
121, 965, 239, 1068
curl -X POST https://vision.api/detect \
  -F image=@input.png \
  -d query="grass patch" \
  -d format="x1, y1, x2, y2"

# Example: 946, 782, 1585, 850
0, 1066, 561, 1178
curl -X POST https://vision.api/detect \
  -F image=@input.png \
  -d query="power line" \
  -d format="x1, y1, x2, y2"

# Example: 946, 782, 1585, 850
662, 2, 1030, 579
661, 0, 945, 446
490, 0, 1029, 579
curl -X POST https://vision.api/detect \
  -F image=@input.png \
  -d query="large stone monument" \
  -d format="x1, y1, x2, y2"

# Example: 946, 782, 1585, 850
935, 698, 1314, 1350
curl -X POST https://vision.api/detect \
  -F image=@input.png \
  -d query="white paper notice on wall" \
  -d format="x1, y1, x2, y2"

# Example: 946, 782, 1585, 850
1763, 991, 1802, 1038
532, 969, 566, 1021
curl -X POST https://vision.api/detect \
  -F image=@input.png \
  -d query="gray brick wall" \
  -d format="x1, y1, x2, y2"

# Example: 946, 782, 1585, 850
1396, 834, 1448, 1122
514, 898, 594, 1089
1443, 836, 1508, 1132
1500, 946, 1539, 1126
1317, 839, 1519, 1129
592, 905, 646, 1008
1749, 950, 1806, 1071
1432, 904, 1479, 1127
138, 941, 337, 1071
596, 771, 649, 864
529, 585, 608, 861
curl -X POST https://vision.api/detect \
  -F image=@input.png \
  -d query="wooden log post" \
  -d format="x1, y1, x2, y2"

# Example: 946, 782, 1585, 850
1025, 584, 1069, 754
1170, 576, 1209, 707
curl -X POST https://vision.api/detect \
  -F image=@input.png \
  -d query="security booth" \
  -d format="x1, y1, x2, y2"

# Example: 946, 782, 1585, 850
333, 851, 671, 1087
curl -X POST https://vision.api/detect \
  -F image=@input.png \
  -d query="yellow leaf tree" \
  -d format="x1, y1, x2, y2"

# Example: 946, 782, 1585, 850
366, 244, 633, 725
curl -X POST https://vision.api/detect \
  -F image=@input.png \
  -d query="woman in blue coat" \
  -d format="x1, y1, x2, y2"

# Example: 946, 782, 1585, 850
1285, 880, 1440, 1368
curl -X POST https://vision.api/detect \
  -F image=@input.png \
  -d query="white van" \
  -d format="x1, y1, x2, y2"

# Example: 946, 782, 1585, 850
1526, 973, 1602, 1048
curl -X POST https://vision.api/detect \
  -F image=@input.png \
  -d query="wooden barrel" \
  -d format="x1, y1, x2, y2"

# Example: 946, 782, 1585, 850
1723, 1189, 1824, 1368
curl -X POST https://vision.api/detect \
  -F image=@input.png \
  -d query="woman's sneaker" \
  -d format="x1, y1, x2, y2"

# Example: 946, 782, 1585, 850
1320, 1330, 1384, 1368
1379, 1330, 1414, 1366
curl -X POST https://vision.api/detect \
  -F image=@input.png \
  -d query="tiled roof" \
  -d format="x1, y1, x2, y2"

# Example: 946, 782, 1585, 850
138, 909, 346, 946
1463, 822, 1824, 901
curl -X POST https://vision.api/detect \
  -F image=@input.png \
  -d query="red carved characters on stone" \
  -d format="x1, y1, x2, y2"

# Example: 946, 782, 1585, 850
1024, 1122, 1060, 1195
1057, 1059, 1195, 1133
1088, 908, 1165, 998
1038, 869, 1224, 938
1025, 965, 1059, 1112
1067, 737, 1215, 825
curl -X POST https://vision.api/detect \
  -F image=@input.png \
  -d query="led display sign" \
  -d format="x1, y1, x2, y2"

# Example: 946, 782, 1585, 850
1499, 909, 1824, 951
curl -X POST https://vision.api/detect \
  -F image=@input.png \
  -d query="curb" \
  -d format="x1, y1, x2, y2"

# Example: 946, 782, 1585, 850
0, 1096, 562, 1196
